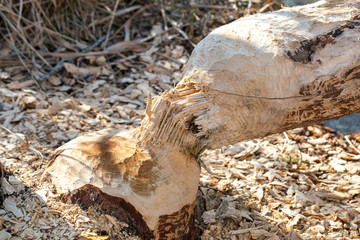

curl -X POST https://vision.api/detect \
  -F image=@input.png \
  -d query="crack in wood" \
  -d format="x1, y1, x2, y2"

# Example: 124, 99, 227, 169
210, 88, 318, 100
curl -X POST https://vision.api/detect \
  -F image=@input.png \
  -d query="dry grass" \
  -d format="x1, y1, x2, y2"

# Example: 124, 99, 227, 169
0, 0, 151, 70
0, 0, 283, 81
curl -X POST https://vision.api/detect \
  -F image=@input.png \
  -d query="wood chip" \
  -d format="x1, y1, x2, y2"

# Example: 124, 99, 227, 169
3, 197, 23, 218
0, 230, 11, 240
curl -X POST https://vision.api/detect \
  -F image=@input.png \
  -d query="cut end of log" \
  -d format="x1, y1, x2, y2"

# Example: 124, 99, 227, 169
43, 128, 200, 239
58, 184, 198, 239
61, 184, 153, 239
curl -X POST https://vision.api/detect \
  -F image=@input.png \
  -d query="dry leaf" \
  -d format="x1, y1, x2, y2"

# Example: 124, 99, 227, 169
48, 76, 62, 86
7, 80, 35, 90
64, 63, 101, 78
251, 229, 270, 239
137, 82, 155, 95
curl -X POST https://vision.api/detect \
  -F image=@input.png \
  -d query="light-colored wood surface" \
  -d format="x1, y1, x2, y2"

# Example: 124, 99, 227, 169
46, 1, 360, 238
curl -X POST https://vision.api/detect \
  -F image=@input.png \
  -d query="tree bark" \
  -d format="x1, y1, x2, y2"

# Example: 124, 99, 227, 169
44, 1, 360, 239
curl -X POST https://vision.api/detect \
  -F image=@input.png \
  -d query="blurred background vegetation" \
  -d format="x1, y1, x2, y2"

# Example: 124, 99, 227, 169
0, 0, 285, 74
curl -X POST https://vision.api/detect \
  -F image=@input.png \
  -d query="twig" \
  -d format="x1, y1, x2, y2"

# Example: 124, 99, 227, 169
88, 5, 141, 28
124, 21, 131, 41
109, 53, 142, 65
112, 5, 151, 39
16, 0, 23, 28
1, 10, 78, 49
344, 135, 360, 155
247, 0, 252, 15
175, 27, 196, 48
153, 52, 183, 65
33, 0, 57, 31
0, 10, 51, 67
199, 185, 227, 195
189, 3, 236, 10
39, 34, 107, 82
0, 3, 78, 47
166, 16, 196, 48
229, 226, 264, 235
1, 18, 43, 91
102, 0, 120, 50
197, 156, 216, 175
0, 162, 3, 204
159, 0, 168, 30
281, 131, 290, 154
0, 125, 27, 146
258, 3, 274, 13
139, 27, 175, 42
39, 41, 149, 58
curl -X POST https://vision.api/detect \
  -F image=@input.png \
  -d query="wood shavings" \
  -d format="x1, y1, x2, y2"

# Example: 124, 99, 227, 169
64, 63, 101, 78
197, 125, 360, 239
1, 178, 15, 195
0, 230, 11, 240
0, 5, 359, 238
3, 197, 23, 218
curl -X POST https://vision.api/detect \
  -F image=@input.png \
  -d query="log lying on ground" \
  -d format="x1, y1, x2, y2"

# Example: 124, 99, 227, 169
44, 1, 360, 239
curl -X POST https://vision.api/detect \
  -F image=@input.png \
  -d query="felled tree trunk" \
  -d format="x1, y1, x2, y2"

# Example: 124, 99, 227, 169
44, 1, 360, 239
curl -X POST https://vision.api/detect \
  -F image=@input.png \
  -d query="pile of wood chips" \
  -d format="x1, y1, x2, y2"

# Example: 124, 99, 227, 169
1, 2, 360, 239
198, 127, 360, 239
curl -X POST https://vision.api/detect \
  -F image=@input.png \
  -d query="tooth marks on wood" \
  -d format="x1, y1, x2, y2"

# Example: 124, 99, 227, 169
285, 64, 360, 127
322, 0, 360, 9
299, 64, 360, 98
299, 76, 343, 98
157, 203, 198, 240
284, 94, 360, 130
62, 184, 154, 240
344, 65, 360, 79
287, 18, 359, 63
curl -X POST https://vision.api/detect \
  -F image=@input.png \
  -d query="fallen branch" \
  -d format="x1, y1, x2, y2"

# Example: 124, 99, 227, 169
38, 35, 107, 82
44, 1, 360, 239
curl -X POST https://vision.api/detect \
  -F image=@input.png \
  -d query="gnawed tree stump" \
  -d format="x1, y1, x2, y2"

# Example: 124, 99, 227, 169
44, 1, 360, 239
45, 128, 199, 239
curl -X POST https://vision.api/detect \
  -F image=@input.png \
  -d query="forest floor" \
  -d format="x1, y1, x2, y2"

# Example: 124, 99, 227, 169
1, 1, 360, 239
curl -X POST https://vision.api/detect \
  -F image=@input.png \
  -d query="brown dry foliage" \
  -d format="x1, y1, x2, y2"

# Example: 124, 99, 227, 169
0, 0, 281, 74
